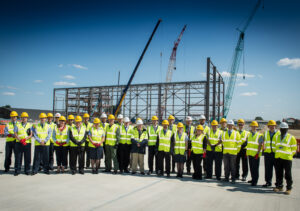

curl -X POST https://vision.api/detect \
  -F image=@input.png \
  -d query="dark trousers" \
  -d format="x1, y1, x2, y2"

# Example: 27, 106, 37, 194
186, 150, 192, 173
206, 150, 222, 179
248, 156, 260, 185
264, 152, 276, 185
172, 154, 176, 172
148, 146, 158, 172
54, 146, 68, 167
14, 142, 31, 174
191, 152, 203, 179
4, 141, 15, 171
223, 153, 237, 180
49, 142, 54, 169
235, 148, 248, 179
85, 143, 90, 168
65, 146, 69, 168
32, 145, 50, 173
119, 144, 131, 171
275, 158, 293, 190
70, 146, 85, 171
157, 151, 170, 175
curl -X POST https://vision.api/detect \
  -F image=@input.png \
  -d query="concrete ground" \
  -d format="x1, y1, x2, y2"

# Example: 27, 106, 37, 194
0, 137, 299, 211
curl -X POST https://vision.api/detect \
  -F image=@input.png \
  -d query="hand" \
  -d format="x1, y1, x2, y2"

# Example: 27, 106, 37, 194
22, 141, 27, 146
254, 153, 259, 160
184, 151, 187, 157
56, 141, 60, 145
203, 152, 207, 158
7, 134, 13, 137
41, 141, 45, 146
137, 143, 140, 147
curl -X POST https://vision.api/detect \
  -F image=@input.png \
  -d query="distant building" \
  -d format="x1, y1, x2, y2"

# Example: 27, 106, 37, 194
0, 107, 52, 122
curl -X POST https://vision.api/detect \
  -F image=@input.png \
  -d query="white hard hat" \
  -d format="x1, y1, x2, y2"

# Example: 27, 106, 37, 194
100, 113, 107, 118
186, 116, 193, 121
227, 120, 234, 125
280, 122, 289, 129
124, 117, 130, 123
199, 115, 206, 120
117, 114, 123, 119
55, 113, 61, 118
136, 119, 143, 125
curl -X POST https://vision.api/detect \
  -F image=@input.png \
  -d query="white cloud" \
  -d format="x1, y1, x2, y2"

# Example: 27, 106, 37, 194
237, 82, 248, 87
221, 71, 255, 78
240, 92, 257, 96
63, 75, 75, 80
2, 92, 15, 96
58, 64, 64, 68
277, 58, 300, 69
35, 91, 44, 95
72, 64, 88, 70
54, 81, 77, 86
0, 85, 17, 90
34, 80, 43, 83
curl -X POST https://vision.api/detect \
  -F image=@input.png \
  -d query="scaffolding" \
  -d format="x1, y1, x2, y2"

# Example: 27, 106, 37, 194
53, 57, 225, 122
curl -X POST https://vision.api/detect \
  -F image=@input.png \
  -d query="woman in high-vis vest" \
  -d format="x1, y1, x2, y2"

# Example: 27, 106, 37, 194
52, 116, 69, 173
173, 122, 188, 178
88, 118, 105, 174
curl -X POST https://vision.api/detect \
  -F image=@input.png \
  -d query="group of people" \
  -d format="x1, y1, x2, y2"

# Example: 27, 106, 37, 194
3, 111, 297, 195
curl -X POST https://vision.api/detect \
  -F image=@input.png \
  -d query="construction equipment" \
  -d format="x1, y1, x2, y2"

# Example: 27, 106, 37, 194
223, 0, 263, 117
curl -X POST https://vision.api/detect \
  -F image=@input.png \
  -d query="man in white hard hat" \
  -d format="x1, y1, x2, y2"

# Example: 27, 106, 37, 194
116, 114, 124, 166
184, 116, 195, 175
199, 114, 210, 175
54, 113, 61, 125
119, 117, 133, 173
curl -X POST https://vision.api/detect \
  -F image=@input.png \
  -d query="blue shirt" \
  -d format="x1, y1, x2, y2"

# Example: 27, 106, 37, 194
32, 123, 52, 143
4, 121, 18, 136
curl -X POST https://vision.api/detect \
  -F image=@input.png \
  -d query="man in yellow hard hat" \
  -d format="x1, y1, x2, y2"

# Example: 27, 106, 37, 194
119, 117, 133, 173
14, 112, 33, 176
174, 122, 188, 178
83, 113, 93, 169
68, 114, 75, 127
47, 113, 55, 171
220, 118, 228, 131
184, 116, 195, 175
199, 115, 209, 175
168, 115, 177, 173
4, 111, 19, 172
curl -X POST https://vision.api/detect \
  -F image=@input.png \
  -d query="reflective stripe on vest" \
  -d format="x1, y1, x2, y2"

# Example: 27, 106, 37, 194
105, 124, 118, 146
120, 125, 132, 144
147, 125, 161, 146
174, 132, 187, 155
246, 132, 262, 157
17, 122, 32, 143
191, 134, 205, 154
47, 122, 55, 143
184, 125, 195, 139
6, 122, 17, 142
222, 130, 239, 155
89, 127, 105, 148
158, 129, 172, 152
35, 123, 50, 146
207, 129, 222, 152
275, 133, 296, 160
83, 122, 93, 142
53, 125, 69, 147
70, 126, 86, 147
264, 130, 280, 153
132, 128, 148, 143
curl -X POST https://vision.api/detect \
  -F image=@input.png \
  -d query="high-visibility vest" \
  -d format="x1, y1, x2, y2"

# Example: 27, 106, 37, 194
100, 122, 108, 131
89, 126, 105, 148
222, 130, 241, 155
174, 132, 187, 155
191, 134, 205, 154
207, 129, 222, 152
47, 122, 55, 144
70, 126, 86, 147
264, 130, 280, 153
131, 128, 148, 142
34, 123, 51, 146
120, 125, 133, 144
82, 122, 93, 142
158, 129, 172, 152
275, 133, 297, 160
183, 125, 195, 139
202, 125, 210, 136
238, 130, 250, 148
5, 122, 18, 142
169, 124, 177, 136
53, 125, 69, 147
246, 132, 263, 157
147, 125, 162, 146
105, 124, 118, 146
16, 122, 32, 143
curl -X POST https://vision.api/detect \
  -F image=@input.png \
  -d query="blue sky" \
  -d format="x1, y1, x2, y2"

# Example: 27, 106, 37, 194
0, 0, 299, 120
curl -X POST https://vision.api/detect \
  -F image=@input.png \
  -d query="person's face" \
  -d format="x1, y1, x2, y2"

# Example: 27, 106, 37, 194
212, 125, 217, 131
196, 129, 202, 135
118, 118, 123, 124
178, 127, 183, 133
55, 117, 59, 122
59, 120, 66, 127
22, 117, 28, 123
280, 128, 288, 135
152, 120, 158, 126
84, 117, 89, 123
251, 126, 257, 132
101, 118, 106, 123
137, 124, 143, 130
268, 125, 276, 132
228, 124, 234, 130
47, 117, 53, 122
75, 121, 81, 128
168, 119, 174, 125
40, 118, 46, 124
199, 119, 205, 125
94, 123, 99, 128
163, 124, 168, 129
186, 120, 192, 125
109, 119, 114, 125
238, 123, 244, 130
124, 122, 129, 127
11, 116, 17, 122
69, 120, 74, 125
221, 122, 227, 128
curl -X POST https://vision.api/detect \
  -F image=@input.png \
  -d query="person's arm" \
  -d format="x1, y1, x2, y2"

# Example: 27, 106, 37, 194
14, 126, 21, 141
52, 129, 57, 142
141, 132, 148, 147
116, 127, 120, 145
155, 136, 159, 151
88, 131, 95, 145
291, 136, 297, 156
185, 135, 188, 151
32, 126, 41, 143
69, 130, 79, 145
4, 125, 10, 137
203, 136, 207, 150
236, 132, 241, 152
79, 132, 88, 144
257, 136, 264, 155
44, 127, 52, 144
26, 126, 33, 140
100, 134, 105, 146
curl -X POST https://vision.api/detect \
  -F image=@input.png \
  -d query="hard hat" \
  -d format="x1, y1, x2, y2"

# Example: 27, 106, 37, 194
47, 113, 53, 118
10, 111, 18, 117
211, 120, 218, 126
117, 114, 123, 119
75, 116, 82, 122
137, 118, 142, 121
267, 120, 276, 126
124, 117, 130, 123
199, 115, 206, 120
93, 118, 100, 124
186, 116, 193, 121
68, 115, 75, 120
59, 116, 66, 121
168, 115, 175, 120
177, 122, 184, 128
280, 122, 289, 129
108, 114, 115, 120
162, 120, 169, 125
250, 121, 259, 127
39, 113, 47, 119
196, 125, 204, 130
100, 113, 107, 118
55, 113, 61, 118
220, 118, 227, 123
151, 116, 158, 121
21, 112, 29, 118
83, 113, 90, 118
136, 119, 143, 125
227, 120, 234, 125
237, 119, 245, 124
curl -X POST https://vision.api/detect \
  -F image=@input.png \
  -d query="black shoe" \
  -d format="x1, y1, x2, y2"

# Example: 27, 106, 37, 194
147, 171, 152, 175
14, 172, 19, 176
231, 180, 236, 184
223, 178, 229, 182
4, 169, 9, 172
103, 169, 110, 173
79, 170, 84, 175
141, 172, 145, 175
206, 176, 212, 179
72, 171, 76, 175
216, 177, 221, 181
262, 183, 271, 187
167, 173, 170, 177
31, 172, 37, 176
171, 170, 176, 173
251, 182, 257, 186
242, 177, 246, 181
119, 170, 123, 174
235, 177, 240, 180
132, 172, 136, 175
187, 171, 191, 175
176, 174, 180, 178
44, 171, 50, 175
247, 180, 252, 183
25, 172, 30, 175
112, 170, 117, 174
49, 167, 54, 171
96, 169, 99, 174
124, 169, 130, 173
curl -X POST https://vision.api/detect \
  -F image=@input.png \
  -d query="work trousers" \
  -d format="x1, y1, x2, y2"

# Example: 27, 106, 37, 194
85, 142, 90, 168
248, 156, 260, 185
206, 150, 222, 179
186, 150, 192, 173
105, 145, 119, 171
223, 153, 237, 180
275, 158, 293, 190
54, 146, 68, 167
132, 153, 145, 173
235, 148, 248, 179
32, 145, 50, 173
4, 141, 15, 171
119, 144, 131, 171
172, 154, 176, 172
191, 152, 203, 179
70, 146, 85, 171
157, 151, 171, 175
264, 152, 276, 185
148, 145, 158, 173
49, 142, 54, 169
14, 142, 31, 174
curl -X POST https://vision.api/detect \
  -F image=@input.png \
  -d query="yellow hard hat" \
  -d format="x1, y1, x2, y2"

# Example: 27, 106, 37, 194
137, 117, 142, 121
151, 116, 158, 121
83, 113, 90, 118
68, 115, 75, 120
21, 112, 29, 118
10, 111, 18, 117
220, 118, 227, 123
250, 121, 259, 127
196, 125, 204, 130
168, 115, 175, 120
108, 114, 115, 120
237, 119, 245, 124
177, 122, 184, 128
75, 116, 82, 122
39, 113, 47, 119
267, 120, 276, 126
162, 120, 169, 125
47, 113, 53, 118
93, 118, 100, 124
59, 116, 66, 121
211, 120, 218, 126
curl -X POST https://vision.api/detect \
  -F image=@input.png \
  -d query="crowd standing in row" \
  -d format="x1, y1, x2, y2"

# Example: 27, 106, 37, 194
3, 111, 297, 195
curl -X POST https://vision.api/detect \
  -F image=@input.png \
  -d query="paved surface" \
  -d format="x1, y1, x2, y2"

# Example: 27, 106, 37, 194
0, 137, 299, 211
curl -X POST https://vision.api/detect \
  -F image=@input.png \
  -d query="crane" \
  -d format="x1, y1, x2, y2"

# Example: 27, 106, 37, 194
223, 0, 263, 117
